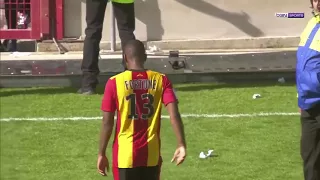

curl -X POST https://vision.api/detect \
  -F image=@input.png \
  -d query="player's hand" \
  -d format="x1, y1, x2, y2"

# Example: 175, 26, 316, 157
97, 155, 109, 176
171, 146, 186, 166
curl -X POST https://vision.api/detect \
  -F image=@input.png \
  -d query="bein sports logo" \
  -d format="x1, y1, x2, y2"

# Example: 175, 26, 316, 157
275, 12, 304, 18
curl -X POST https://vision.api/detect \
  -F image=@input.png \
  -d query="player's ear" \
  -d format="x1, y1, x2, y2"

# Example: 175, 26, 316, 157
123, 54, 128, 62
143, 53, 147, 62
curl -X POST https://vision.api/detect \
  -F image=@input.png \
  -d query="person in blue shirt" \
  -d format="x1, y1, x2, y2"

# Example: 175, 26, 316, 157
296, 0, 320, 179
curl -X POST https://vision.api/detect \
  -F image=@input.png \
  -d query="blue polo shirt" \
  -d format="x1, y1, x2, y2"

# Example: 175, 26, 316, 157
296, 13, 320, 110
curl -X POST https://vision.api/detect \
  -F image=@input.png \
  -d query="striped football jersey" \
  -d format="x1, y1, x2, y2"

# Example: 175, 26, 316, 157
101, 70, 177, 168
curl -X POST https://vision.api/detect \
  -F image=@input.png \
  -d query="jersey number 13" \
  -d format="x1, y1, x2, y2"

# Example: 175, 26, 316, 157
126, 93, 155, 120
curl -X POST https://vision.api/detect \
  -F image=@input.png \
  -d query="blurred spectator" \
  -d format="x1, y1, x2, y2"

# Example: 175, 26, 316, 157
0, 0, 7, 29
0, 0, 7, 51
2, 0, 30, 52
78, 0, 136, 95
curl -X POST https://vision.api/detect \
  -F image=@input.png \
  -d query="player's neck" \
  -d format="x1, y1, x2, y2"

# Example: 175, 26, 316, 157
127, 65, 145, 71
127, 68, 146, 72
127, 69, 146, 72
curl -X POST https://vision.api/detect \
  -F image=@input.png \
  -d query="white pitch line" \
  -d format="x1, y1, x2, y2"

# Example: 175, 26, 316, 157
0, 112, 300, 122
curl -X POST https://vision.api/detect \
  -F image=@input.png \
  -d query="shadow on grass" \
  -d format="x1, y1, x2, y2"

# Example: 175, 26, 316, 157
174, 82, 296, 92
0, 82, 296, 97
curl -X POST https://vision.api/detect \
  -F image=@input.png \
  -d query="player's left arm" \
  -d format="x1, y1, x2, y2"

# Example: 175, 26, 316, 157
99, 79, 117, 156
162, 75, 186, 147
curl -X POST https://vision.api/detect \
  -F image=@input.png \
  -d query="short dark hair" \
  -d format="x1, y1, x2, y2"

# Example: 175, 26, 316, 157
123, 40, 146, 62
311, 0, 314, 7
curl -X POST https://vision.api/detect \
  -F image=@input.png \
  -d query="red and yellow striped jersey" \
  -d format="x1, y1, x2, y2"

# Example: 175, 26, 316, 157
101, 70, 177, 168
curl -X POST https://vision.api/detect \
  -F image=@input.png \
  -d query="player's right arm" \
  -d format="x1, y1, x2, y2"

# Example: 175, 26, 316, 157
99, 78, 117, 156
162, 75, 186, 165
97, 78, 117, 176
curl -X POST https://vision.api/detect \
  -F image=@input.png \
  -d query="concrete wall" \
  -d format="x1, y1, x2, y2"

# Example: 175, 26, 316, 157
64, 0, 311, 42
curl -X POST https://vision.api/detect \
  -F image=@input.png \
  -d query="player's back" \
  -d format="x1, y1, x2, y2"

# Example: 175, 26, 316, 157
111, 70, 171, 168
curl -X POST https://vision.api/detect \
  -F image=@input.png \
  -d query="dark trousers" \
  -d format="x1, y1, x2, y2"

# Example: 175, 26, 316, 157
301, 103, 320, 180
81, 0, 135, 89
113, 166, 160, 180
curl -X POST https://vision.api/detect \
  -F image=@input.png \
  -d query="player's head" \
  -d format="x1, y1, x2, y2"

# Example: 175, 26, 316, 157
123, 40, 147, 70
311, 0, 320, 12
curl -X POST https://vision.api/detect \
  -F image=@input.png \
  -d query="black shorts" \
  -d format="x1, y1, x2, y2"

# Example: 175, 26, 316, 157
113, 165, 161, 180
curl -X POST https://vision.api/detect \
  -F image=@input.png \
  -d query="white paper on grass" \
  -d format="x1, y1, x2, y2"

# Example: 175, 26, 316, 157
278, 77, 286, 83
252, 94, 261, 99
199, 149, 214, 159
